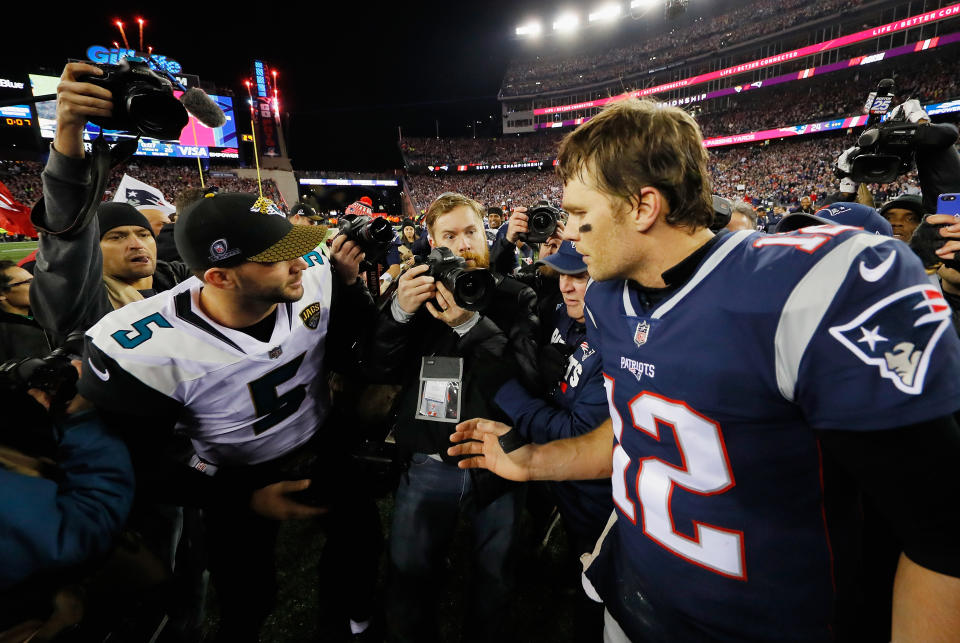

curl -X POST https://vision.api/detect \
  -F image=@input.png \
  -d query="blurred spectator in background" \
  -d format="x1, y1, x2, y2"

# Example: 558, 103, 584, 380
0, 260, 50, 361
880, 195, 925, 243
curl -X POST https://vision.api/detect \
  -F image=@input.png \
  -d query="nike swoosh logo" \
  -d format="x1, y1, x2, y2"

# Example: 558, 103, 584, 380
88, 357, 110, 382
859, 251, 897, 282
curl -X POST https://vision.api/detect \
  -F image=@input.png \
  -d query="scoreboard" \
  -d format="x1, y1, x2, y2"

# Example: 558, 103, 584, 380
0, 73, 36, 147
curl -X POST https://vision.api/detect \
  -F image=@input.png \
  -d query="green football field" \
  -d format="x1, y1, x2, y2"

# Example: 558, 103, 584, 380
0, 241, 38, 263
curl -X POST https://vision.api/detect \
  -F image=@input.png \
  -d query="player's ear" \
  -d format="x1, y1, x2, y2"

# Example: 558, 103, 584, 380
633, 187, 666, 233
203, 267, 235, 290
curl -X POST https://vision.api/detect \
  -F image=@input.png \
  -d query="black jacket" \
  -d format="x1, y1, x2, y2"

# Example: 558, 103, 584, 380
30, 147, 192, 338
365, 275, 539, 499
0, 310, 53, 362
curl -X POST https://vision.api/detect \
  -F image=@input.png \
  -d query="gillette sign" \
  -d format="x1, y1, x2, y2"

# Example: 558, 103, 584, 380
86, 46, 182, 74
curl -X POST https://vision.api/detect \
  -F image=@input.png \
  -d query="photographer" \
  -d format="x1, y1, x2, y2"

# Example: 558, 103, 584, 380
365, 192, 538, 643
0, 358, 134, 637
29, 63, 192, 339
898, 100, 960, 215
490, 205, 538, 275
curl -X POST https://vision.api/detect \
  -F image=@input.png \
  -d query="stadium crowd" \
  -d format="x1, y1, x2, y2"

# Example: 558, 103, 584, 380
502, 0, 862, 95
0, 159, 282, 210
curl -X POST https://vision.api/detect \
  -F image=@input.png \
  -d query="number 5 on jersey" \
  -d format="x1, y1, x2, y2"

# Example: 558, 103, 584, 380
248, 353, 307, 435
604, 377, 746, 580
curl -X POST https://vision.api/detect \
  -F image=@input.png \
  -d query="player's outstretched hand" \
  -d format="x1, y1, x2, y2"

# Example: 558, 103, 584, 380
396, 263, 435, 314
426, 281, 473, 327
506, 207, 529, 244
329, 234, 365, 285
250, 479, 327, 520
448, 418, 534, 482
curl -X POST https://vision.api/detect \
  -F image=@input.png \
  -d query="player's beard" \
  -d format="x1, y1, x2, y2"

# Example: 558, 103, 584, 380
460, 248, 490, 269
236, 273, 304, 304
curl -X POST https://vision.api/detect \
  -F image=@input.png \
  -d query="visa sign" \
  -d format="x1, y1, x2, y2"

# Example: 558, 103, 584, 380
86, 45, 182, 74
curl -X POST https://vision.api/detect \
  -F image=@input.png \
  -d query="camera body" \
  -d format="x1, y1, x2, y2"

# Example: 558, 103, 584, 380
337, 214, 394, 264
414, 247, 495, 311
79, 57, 188, 140
846, 117, 919, 184
519, 203, 562, 244
0, 333, 84, 418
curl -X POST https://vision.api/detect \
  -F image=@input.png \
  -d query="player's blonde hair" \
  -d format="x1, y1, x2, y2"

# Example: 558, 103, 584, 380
556, 99, 714, 229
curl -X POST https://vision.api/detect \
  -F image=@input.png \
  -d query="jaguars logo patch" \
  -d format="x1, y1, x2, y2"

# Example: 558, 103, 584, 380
299, 302, 323, 330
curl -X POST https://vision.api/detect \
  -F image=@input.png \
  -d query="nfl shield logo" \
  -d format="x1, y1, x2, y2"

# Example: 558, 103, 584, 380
634, 321, 650, 347
268, 346, 283, 359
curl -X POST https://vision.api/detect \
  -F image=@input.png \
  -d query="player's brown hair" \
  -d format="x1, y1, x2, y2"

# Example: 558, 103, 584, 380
424, 192, 485, 236
556, 99, 714, 230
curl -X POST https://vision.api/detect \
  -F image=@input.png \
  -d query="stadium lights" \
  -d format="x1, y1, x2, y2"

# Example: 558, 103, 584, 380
516, 22, 543, 36
553, 13, 580, 32
630, 0, 659, 8
589, 4, 622, 22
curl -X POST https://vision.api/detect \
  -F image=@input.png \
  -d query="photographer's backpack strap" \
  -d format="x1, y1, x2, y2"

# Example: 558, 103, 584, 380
30, 135, 139, 238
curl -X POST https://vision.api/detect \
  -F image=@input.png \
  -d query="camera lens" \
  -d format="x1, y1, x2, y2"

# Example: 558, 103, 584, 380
451, 269, 495, 311
364, 217, 394, 243
128, 90, 189, 140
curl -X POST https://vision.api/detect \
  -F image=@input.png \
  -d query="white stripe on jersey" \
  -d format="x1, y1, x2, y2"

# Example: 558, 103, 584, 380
774, 234, 890, 402
651, 230, 753, 320
86, 253, 335, 465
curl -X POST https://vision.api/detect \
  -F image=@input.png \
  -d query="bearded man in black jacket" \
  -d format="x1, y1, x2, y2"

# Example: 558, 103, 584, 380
366, 192, 539, 643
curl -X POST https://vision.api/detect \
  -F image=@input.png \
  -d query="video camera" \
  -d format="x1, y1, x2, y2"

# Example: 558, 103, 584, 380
519, 203, 564, 244
414, 247, 495, 311
79, 57, 188, 140
837, 79, 920, 184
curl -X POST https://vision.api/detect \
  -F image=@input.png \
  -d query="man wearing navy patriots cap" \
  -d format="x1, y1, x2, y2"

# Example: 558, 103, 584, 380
494, 240, 612, 639
776, 201, 894, 236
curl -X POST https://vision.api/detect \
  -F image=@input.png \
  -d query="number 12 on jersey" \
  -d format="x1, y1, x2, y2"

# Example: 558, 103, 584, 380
603, 377, 746, 580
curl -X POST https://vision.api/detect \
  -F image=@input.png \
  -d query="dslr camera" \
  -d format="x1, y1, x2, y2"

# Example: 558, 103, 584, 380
337, 214, 395, 264
414, 247, 495, 311
0, 334, 84, 422
79, 57, 188, 140
837, 79, 919, 184
519, 202, 563, 244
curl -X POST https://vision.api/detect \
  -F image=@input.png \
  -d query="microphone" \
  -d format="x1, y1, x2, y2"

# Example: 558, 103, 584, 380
179, 88, 226, 128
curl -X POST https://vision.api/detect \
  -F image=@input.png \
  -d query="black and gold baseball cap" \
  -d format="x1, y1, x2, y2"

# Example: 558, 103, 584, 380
175, 192, 327, 271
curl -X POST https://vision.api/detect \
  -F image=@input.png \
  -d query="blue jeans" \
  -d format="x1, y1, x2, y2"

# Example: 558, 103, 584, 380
387, 453, 522, 643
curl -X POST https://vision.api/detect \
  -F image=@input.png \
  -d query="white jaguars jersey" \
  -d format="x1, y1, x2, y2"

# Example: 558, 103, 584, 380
84, 248, 333, 466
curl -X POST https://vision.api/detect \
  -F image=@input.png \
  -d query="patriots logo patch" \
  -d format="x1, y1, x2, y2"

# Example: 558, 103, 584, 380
580, 341, 595, 361
829, 285, 952, 394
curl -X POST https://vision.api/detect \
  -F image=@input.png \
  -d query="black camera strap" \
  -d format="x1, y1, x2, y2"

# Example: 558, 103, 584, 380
30, 133, 140, 237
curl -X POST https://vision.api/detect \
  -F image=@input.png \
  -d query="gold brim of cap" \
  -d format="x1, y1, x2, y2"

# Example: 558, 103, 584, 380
248, 224, 330, 263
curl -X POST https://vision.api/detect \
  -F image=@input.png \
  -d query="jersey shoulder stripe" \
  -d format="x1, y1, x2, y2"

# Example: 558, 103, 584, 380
774, 233, 902, 401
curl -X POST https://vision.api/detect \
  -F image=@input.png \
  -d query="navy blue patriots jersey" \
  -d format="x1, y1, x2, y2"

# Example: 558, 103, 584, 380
581, 227, 960, 641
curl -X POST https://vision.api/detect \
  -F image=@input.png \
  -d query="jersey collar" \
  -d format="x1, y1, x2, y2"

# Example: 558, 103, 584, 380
622, 230, 754, 319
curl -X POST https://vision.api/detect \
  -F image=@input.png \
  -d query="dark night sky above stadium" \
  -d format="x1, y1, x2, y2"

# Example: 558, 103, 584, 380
3, 1, 564, 170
